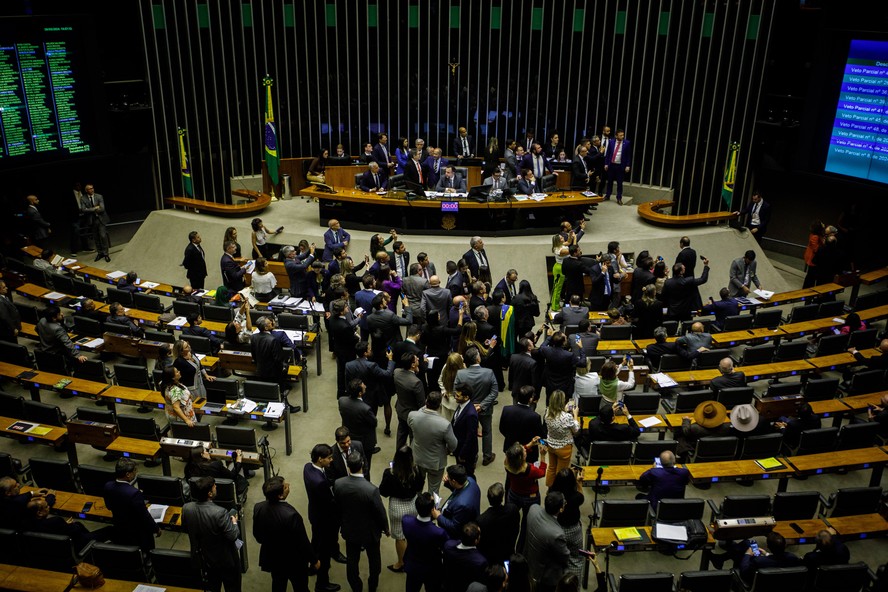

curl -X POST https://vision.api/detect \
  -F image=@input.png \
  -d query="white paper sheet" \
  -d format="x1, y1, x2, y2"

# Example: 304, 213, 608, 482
655, 522, 688, 542
638, 416, 662, 428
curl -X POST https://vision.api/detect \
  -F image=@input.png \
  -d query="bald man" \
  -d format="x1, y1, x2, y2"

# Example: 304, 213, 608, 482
359, 162, 388, 192
675, 322, 712, 361
322, 219, 350, 262
709, 358, 746, 393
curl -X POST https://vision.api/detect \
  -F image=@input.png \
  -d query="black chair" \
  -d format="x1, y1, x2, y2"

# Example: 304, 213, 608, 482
847, 327, 878, 350
50, 274, 76, 294
29, 458, 78, 492
633, 440, 677, 464
72, 315, 103, 338
598, 499, 651, 527
608, 573, 674, 592
739, 566, 808, 592
181, 334, 213, 355
810, 562, 871, 592
0, 528, 20, 566
601, 324, 632, 340
785, 427, 838, 456
622, 393, 660, 415
588, 441, 633, 466
836, 421, 879, 450
20, 531, 94, 570
764, 381, 803, 397
278, 313, 311, 330
72, 359, 110, 383
587, 356, 607, 373
661, 320, 679, 336
677, 570, 733, 592
170, 422, 213, 444
658, 354, 691, 372
150, 548, 206, 589
91, 542, 150, 582
74, 406, 117, 424
845, 369, 886, 395
77, 464, 116, 496
691, 437, 739, 463
695, 349, 732, 370
216, 425, 259, 452
723, 315, 754, 332
682, 318, 715, 334
243, 380, 282, 403
106, 286, 134, 306
662, 389, 713, 414
774, 340, 809, 362
0, 340, 34, 367
0, 452, 28, 481
788, 303, 820, 323
34, 349, 69, 375
854, 289, 888, 310
737, 433, 783, 460
248, 309, 274, 326
815, 334, 850, 357
104, 321, 132, 335
195, 476, 244, 510
206, 377, 240, 404
654, 498, 705, 522
0, 391, 25, 419
753, 308, 783, 329
772, 491, 821, 521
114, 363, 153, 390
802, 377, 839, 401
716, 387, 753, 409
707, 495, 771, 521
117, 414, 169, 441
137, 474, 188, 506
172, 300, 201, 318
133, 292, 165, 313
818, 300, 845, 317
203, 303, 235, 322
144, 328, 176, 344
15, 303, 41, 325
741, 343, 776, 366
576, 393, 602, 416
72, 278, 102, 300
821, 486, 883, 517
22, 400, 67, 427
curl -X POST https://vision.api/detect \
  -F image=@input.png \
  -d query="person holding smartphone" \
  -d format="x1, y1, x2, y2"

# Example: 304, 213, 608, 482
711, 532, 801, 580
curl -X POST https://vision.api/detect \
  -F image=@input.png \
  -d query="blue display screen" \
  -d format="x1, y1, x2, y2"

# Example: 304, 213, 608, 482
441, 201, 459, 212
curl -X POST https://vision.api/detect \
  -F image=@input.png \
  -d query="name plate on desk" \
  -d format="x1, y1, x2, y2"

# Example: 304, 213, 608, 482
712, 516, 776, 540
160, 437, 208, 457
66, 419, 119, 447
754, 394, 804, 420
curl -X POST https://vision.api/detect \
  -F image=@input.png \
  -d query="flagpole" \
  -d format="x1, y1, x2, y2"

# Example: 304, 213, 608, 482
263, 75, 279, 201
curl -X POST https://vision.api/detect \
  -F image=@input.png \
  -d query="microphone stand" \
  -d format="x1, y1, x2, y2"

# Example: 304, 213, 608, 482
604, 542, 615, 592
591, 466, 604, 524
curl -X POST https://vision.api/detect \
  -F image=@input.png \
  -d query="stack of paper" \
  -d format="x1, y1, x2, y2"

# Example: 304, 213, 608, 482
139, 281, 160, 289
147, 504, 170, 523
638, 416, 662, 428
263, 402, 285, 419
614, 527, 643, 541
655, 522, 688, 542
753, 289, 775, 300
227, 399, 257, 414
106, 271, 127, 280
44, 292, 67, 300
649, 373, 678, 387
168, 316, 189, 327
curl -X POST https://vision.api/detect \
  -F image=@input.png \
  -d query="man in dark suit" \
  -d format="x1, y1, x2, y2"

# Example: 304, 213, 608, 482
539, 330, 587, 403
675, 236, 702, 309
709, 358, 746, 393
561, 245, 589, 302
714, 532, 801, 581
182, 312, 220, 352
631, 255, 656, 304
452, 126, 474, 160
636, 451, 691, 509
417, 252, 437, 281
433, 465, 481, 539
0, 477, 56, 532
454, 347, 500, 466
442, 523, 488, 592
394, 353, 426, 450
80, 183, 111, 262
451, 388, 480, 476
25, 194, 51, 248
499, 385, 546, 463
339, 379, 379, 476
329, 427, 367, 481
735, 190, 771, 244
182, 476, 241, 592
403, 149, 432, 189
572, 320, 601, 358
494, 269, 519, 304
403, 493, 449, 592
435, 165, 467, 193
392, 324, 427, 387
401, 264, 429, 323
371, 133, 395, 174
424, 148, 449, 188
525, 492, 571, 591
462, 236, 491, 282
476, 483, 520, 564
323, 219, 351, 262
330, 299, 362, 398
253, 476, 328, 592
0, 281, 21, 344
334, 452, 389, 592
250, 317, 297, 410
603, 129, 632, 204
522, 143, 552, 181
304, 444, 347, 585
644, 327, 679, 369
588, 403, 641, 442
281, 244, 316, 299
103, 459, 159, 552
701, 288, 741, 331
345, 341, 394, 412
661, 257, 710, 321
181, 231, 208, 289
586, 258, 611, 311
359, 162, 388, 192
359, 142, 375, 164
570, 145, 594, 189
221, 240, 246, 291
508, 339, 540, 399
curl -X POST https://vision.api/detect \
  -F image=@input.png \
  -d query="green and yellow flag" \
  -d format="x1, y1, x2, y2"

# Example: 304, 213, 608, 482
263, 76, 279, 187
178, 128, 193, 197
721, 142, 740, 208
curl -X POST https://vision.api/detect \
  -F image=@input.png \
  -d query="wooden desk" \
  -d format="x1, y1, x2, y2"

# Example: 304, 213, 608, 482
827, 513, 888, 540
580, 414, 666, 435
20, 245, 42, 258
839, 391, 887, 412
810, 283, 845, 297
64, 263, 177, 297
580, 465, 647, 486
805, 349, 879, 372
106, 436, 171, 476
772, 518, 829, 545
193, 393, 296, 457
662, 413, 732, 431
744, 288, 819, 310
588, 524, 715, 572
596, 340, 638, 354
164, 316, 227, 335
686, 458, 795, 490
851, 266, 888, 303
102, 385, 166, 407
652, 359, 812, 388
636, 199, 737, 226
711, 327, 787, 347
779, 317, 844, 339
785, 447, 888, 487
0, 414, 76, 465
0, 362, 109, 404
0, 564, 202, 592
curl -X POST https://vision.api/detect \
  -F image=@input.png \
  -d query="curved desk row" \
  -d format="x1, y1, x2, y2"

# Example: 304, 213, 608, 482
637, 199, 738, 226
164, 189, 272, 216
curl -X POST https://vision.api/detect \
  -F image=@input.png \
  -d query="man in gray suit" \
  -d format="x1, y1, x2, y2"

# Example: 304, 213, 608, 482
402, 263, 430, 323
524, 491, 570, 592
334, 452, 389, 592
182, 476, 242, 592
421, 276, 451, 319
454, 346, 500, 466
79, 183, 111, 262
435, 165, 468, 193
554, 295, 590, 328
408, 391, 457, 494
728, 250, 763, 297
36, 306, 87, 364
394, 353, 426, 450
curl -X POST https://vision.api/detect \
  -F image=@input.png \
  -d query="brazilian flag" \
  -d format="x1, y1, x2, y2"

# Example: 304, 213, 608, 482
263, 76, 279, 187
721, 142, 740, 208
178, 128, 193, 197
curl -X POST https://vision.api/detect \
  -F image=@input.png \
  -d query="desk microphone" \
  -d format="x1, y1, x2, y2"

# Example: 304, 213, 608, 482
596, 466, 604, 481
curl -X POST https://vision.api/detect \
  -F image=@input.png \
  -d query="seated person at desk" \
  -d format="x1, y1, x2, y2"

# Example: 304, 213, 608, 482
359, 162, 388, 192
25, 496, 111, 551
675, 322, 712, 361
635, 451, 690, 509
803, 528, 850, 569
37, 305, 87, 364
0, 477, 56, 531
183, 312, 222, 354
587, 402, 640, 442
848, 338, 888, 372
866, 392, 888, 438
185, 446, 250, 497
177, 285, 203, 303
33, 248, 61, 274
359, 142, 376, 164
73, 298, 106, 323
106, 301, 143, 337
701, 288, 740, 331
554, 295, 589, 328
435, 165, 467, 193
677, 401, 732, 461
117, 271, 149, 294
711, 531, 801, 577
643, 326, 677, 369
517, 169, 538, 195
709, 358, 746, 393
482, 168, 508, 193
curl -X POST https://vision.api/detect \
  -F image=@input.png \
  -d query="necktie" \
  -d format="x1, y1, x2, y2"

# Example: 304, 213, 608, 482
477, 250, 487, 267
373, 173, 379, 188
510, 282, 516, 297
198, 245, 204, 259
334, 231, 339, 243
462, 137, 468, 154
422, 267, 429, 280
612, 141, 621, 163
581, 157, 588, 175
535, 155, 543, 178
448, 178, 452, 188
416, 161, 423, 183
604, 270, 611, 295
435, 159, 440, 173
452, 404, 462, 424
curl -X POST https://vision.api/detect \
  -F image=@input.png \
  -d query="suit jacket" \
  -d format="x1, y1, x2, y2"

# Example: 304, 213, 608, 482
638, 466, 691, 509
285, 253, 316, 297
701, 298, 740, 330
0, 295, 21, 342
540, 339, 586, 397
586, 262, 610, 311
182, 242, 207, 282
339, 396, 378, 451
359, 169, 388, 192
462, 248, 491, 280
421, 286, 451, 319
604, 138, 633, 168
438, 477, 481, 538
334, 475, 388, 545
451, 401, 479, 462
409, 408, 457, 469
494, 278, 518, 304
103, 480, 158, 550
79, 192, 111, 225
709, 371, 746, 393
508, 352, 539, 398
661, 266, 710, 319
182, 500, 240, 570
588, 417, 641, 442
345, 357, 394, 407
570, 157, 592, 188
403, 515, 448, 572
329, 314, 360, 358
435, 173, 467, 192
522, 152, 551, 178
402, 275, 430, 319
389, 250, 412, 279
554, 304, 589, 327
220, 253, 246, 291
26, 204, 51, 240
739, 551, 801, 585
631, 266, 657, 303
499, 403, 546, 457
454, 365, 499, 415
250, 331, 286, 382
423, 155, 449, 187
561, 257, 588, 301
367, 308, 413, 361
477, 503, 521, 563
328, 440, 366, 482
371, 143, 392, 170
740, 200, 772, 234
524, 505, 571, 588
403, 159, 432, 188
517, 178, 538, 195
37, 317, 78, 359
729, 258, 760, 297
253, 498, 316, 573
302, 462, 338, 529
443, 540, 488, 592
394, 368, 425, 421
453, 135, 475, 158
322, 228, 351, 262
